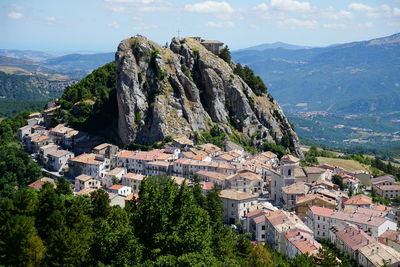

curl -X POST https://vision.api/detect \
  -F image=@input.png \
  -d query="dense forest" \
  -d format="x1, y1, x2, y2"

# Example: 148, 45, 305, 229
0, 99, 46, 118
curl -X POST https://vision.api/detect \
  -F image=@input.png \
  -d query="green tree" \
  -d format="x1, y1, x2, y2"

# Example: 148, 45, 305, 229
91, 208, 142, 266
332, 174, 346, 191
90, 189, 111, 219
316, 246, 339, 267
234, 64, 267, 96
247, 243, 273, 267
219, 45, 231, 63
56, 178, 72, 195
0, 215, 46, 267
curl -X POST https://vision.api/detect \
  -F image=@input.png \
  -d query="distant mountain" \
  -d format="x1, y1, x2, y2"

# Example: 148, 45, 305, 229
0, 56, 77, 101
232, 32, 400, 114
238, 42, 312, 51
0, 51, 115, 103
0, 49, 53, 62
43, 52, 114, 77
0, 56, 57, 74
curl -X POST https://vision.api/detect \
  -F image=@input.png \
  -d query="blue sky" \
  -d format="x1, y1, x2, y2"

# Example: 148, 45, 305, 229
1, 0, 399, 53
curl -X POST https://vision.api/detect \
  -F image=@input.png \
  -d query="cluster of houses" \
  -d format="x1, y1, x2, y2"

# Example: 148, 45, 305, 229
21, 110, 400, 266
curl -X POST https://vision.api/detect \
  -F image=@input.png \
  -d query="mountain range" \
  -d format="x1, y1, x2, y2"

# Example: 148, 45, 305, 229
232, 32, 400, 115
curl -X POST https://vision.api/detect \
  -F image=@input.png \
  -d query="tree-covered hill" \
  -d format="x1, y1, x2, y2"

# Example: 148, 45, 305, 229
58, 61, 118, 139
232, 32, 400, 114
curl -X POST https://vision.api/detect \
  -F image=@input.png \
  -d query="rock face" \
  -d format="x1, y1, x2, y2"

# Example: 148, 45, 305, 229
115, 35, 303, 157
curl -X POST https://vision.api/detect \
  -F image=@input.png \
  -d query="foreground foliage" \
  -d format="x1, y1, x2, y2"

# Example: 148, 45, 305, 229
0, 175, 324, 266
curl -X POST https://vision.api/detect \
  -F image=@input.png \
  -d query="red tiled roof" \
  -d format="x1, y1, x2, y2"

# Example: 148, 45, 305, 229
344, 194, 372, 206
109, 184, 125, 190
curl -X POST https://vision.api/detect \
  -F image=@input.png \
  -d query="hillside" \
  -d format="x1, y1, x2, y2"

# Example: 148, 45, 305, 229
317, 157, 370, 172
232, 32, 400, 114
0, 71, 76, 100
43, 52, 114, 78
58, 36, 302, 156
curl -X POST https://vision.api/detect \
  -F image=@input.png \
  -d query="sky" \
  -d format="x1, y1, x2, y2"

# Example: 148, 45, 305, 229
1, 0, 400, 53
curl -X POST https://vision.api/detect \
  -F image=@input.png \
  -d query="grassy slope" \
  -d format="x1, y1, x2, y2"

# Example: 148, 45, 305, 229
317, 157, 370, 172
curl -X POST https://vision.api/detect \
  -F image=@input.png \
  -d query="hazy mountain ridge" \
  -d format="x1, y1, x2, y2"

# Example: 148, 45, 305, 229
232, 32, 400, 114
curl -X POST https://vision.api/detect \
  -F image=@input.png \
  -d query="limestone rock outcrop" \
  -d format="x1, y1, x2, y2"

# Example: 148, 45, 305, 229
115, 35, 303, 157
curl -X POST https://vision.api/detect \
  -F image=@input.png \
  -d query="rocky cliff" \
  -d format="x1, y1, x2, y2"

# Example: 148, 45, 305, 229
115, 35, 302, 156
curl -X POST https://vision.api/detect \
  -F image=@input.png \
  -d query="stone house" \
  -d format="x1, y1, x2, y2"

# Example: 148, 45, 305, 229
103, 167, 127, 188
74, 174, 101, 192
281, 181, 309, 212
343, 194, 372, 208
329, 222, 377, 261
200, 40, 224, 55
47, 149, 75, 172
295, 193, 336, 220
196, 170, 229, 188
285, 229, 321, 259
307, 206, 397, 239
375, 184, 400, 199
30, 135, 52, 153
121, 173, 145, 194
379, 230, 400, 253
358, 242, 400, 267
220, 189, 258, 224
108, 185, 132, 197
264, 210, 313, 254
68, 153, 110, 179
92, 143, 119, 159
144, 161, 171, 176
225, 170, 263, 195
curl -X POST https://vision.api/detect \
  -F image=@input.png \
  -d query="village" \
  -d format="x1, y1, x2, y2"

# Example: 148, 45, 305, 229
19, 108, 400, 267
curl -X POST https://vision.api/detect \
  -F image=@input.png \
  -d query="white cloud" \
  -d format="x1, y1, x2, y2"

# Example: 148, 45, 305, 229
8, 12, 24, 19
104, 0, 172, 13
323, 23, 346, 29
254, 3, 269, 12
108, 21, 120, 29
348, 3, 373, 13
205, 21, 235, 28
348, 3, 400, 18
44, 16, 57, 25
134, 22, 158, 30
185, 1, 235, 15
357, 22, 373, 28
316, 9, 353, 20
269, 0, 313, 12
393, 7, 400, 17
279, 18, 316, 29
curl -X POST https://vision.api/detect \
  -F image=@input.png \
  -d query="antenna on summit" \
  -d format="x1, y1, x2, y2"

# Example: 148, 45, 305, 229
177, 29, 181, 39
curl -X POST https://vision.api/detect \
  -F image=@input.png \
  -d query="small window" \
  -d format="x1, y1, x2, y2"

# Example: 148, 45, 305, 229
262, 225, 265, 230
261, 234, 265, 239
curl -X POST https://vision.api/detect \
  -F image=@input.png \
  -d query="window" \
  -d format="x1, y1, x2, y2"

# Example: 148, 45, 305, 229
261, 234, 265, 239
262, 225, 265, 230
288, 169, 291, 176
